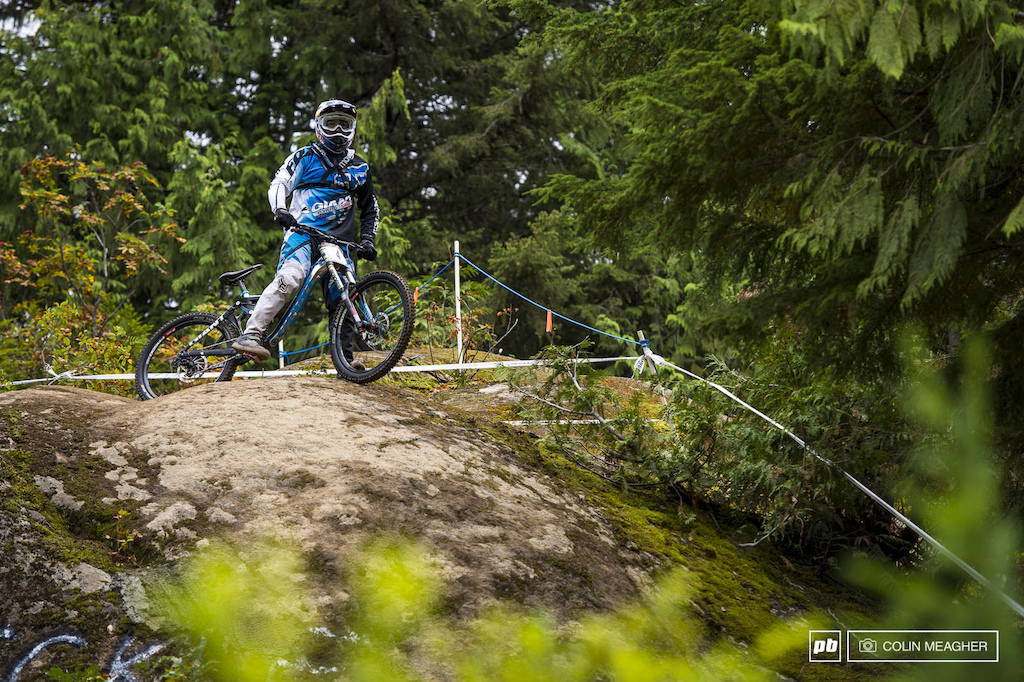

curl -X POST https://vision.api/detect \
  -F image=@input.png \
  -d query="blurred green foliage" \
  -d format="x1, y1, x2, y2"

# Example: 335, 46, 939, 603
148, 536, 802, 682
149, 539, 317, 681
843, 338, 1024, 680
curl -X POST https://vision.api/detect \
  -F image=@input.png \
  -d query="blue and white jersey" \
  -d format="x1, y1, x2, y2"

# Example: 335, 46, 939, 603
267, 143, 379, 245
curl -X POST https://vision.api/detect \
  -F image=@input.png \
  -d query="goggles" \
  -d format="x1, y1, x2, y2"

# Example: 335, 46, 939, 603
319, 113, 356, 135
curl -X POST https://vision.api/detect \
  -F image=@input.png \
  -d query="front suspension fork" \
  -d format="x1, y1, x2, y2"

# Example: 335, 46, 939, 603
327, 262, 364, 326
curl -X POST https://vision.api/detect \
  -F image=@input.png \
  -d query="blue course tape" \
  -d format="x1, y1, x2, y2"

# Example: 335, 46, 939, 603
456, 252, 642, 347
278, 253, 640, 361
279, 342, 329, 363
416, 257, 456, 290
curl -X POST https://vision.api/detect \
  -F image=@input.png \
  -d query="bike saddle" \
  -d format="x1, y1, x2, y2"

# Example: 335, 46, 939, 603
218, 264, 264, 287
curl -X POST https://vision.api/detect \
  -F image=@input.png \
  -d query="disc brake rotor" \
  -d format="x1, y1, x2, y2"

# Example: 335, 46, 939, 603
173, 355, 209, 383
360, 314, 391, 347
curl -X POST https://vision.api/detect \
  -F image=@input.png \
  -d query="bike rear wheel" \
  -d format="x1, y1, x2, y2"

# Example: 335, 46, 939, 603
135, 312, 240, 400
330, 270, 414, 383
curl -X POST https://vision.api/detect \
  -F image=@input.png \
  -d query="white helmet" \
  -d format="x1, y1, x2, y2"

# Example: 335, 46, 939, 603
314, 99, 357, 154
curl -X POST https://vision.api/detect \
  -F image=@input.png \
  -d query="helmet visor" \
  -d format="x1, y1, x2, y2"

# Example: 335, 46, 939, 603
319, 113, 356, 136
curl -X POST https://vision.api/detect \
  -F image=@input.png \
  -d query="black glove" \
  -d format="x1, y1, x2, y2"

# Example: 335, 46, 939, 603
274, 208, 298, 228
357, 240, 377, 261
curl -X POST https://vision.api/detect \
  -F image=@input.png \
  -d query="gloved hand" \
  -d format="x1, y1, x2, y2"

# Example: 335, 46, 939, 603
274, 208, 298, 228
357, 240, 377, 261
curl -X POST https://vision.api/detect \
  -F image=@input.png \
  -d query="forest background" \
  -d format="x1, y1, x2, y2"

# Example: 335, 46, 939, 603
2, 0, 1024, 674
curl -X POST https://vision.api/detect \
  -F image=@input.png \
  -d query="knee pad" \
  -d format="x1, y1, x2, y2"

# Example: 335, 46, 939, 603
275, 265, 305, 296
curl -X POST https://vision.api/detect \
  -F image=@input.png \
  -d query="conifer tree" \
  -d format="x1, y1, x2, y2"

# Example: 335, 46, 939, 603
1, 0, 597, 326
510, 0, 1024, 476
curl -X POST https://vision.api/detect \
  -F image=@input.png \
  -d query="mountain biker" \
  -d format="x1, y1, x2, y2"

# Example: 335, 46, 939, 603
232, 99, 379, 364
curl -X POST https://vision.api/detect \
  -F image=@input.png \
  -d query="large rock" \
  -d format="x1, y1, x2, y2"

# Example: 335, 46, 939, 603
1, 379, 655, 678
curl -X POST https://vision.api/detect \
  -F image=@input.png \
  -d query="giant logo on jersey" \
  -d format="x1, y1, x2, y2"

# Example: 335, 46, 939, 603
311, 196, 353, 217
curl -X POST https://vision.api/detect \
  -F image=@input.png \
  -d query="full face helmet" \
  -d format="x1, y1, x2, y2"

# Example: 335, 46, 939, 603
314, 99, 357, 154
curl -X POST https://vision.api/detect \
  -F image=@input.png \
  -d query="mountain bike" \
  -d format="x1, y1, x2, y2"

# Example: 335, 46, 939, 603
134, 224, 414, 400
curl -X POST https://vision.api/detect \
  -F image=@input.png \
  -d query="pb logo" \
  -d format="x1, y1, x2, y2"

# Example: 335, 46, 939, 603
809, 630, 842, 662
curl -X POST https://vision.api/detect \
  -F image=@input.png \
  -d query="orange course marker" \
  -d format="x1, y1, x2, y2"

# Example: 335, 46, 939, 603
414, 287, 419, 305
546, 309, 552, 333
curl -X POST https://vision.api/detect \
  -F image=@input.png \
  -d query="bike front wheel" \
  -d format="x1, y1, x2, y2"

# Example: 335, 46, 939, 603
330, 270, 414, 383
135, 312, 240, 400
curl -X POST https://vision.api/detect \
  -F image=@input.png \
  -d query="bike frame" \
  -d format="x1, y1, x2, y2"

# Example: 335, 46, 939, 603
264, 254, 353, 347
243, 250, 366, 345
178, 245, 371, 367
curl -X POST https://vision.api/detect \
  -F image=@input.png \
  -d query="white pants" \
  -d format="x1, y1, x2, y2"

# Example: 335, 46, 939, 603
242, 231, 355, 344
243, 234, 312, 337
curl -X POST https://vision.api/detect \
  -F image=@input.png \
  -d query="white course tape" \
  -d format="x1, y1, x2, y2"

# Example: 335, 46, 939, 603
504, 419, 665, 426
641, 345, 1024, 619
10, 356, 639, 384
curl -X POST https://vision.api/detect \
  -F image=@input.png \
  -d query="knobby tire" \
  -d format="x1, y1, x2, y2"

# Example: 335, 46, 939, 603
135, 312, 240, 400
329, 270, 414, 384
